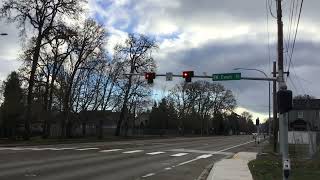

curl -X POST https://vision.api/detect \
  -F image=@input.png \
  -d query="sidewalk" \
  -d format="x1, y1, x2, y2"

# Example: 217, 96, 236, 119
207, 152, 257, 180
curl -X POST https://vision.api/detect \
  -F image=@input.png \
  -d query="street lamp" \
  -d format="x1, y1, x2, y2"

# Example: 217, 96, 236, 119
233, 68, 271, 136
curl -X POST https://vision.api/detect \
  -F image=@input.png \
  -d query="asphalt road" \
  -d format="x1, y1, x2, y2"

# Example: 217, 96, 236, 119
0, 135, 260, 180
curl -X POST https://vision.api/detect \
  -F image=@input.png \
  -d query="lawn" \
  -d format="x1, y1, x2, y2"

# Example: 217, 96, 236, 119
248, 144, 320, 180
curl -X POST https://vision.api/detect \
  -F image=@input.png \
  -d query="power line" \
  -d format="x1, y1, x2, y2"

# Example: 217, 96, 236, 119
268, 0, 277, 19
265, 0, 272, 73
288, 76, 299, 94
289, 61, 307, 95
287, 0, 297, 51
287, 0, 304, 73
285, 0, 296, 69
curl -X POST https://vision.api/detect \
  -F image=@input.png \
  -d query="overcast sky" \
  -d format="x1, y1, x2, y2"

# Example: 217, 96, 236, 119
0, 0, 319, 120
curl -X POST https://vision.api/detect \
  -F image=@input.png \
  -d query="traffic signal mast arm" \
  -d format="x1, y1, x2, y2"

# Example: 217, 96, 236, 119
123, 73, 277, 82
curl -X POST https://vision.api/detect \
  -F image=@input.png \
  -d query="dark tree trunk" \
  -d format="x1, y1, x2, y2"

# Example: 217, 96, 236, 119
25, 34, 43, 140
97, 120, 103, 139
82, 122, 86, 137
115, 72, 134, 136
42, 74, 50, 139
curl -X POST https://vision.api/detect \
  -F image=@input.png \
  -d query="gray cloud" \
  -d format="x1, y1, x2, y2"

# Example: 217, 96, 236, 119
155, 38, 320, 114
0, 20, 21, 80
0, 0, 318, 118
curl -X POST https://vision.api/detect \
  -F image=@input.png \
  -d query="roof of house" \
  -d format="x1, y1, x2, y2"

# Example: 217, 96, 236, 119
293, 99, 320, 110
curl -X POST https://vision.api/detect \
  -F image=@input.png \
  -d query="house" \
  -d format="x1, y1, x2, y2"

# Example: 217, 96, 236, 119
135, 112, 150, 128
288, 99, 320, 131
75, 110, 121, 136
48, 110, 122, 137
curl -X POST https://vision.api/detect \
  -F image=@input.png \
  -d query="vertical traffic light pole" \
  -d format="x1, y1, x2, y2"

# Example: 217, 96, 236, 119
277, 0, 291, 179
273, 61, 278, 153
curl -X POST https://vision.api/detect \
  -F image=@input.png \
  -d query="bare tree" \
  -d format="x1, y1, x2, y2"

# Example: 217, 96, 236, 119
60, 19, 107, 137
294, 94, 315, 100
0, 0, 85, 139
241, 111, 253, 122
113, 34, 157, 136
169, 81, 236, 135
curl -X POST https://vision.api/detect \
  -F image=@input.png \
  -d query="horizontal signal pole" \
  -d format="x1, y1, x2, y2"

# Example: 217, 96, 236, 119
241, 77, 277, 82
123, 73, 277, 82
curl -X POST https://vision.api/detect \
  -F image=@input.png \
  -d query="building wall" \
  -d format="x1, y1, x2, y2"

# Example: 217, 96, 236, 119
289, 110, 320, 131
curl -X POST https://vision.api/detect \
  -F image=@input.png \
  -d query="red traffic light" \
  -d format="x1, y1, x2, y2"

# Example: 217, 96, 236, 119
183, 72, 188, 78
182, 71, 194, 82
145, 72, 156, 84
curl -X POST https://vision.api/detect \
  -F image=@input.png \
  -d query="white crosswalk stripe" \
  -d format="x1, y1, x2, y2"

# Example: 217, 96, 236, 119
43, 148, 64, 150
100, 149, 123, 153
0, 146, 217, 160
4, 147, 25, 150
76, 148, 100, 151
146, 151, 165, 155
122, 150, 143, 154
56, 147, 78, 150
170, 153, 188, 157
23, 148, 46, 151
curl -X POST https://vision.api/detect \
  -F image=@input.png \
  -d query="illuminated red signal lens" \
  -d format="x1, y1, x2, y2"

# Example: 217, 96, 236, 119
182, 71, 194, 82
145, 72, 156, 84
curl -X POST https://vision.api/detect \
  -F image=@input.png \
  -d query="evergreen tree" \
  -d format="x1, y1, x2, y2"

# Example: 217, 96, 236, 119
1, 72, 25, 138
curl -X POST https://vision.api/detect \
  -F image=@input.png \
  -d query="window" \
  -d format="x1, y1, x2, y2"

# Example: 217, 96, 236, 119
297, 111, 304, 119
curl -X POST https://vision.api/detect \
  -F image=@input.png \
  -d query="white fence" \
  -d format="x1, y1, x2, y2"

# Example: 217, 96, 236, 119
285, 131, 320, 158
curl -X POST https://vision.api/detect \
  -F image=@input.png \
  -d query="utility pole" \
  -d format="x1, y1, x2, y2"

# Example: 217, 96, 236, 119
268, 80, 271, 137
273, 61, 278, 152
277, 0, 291, 180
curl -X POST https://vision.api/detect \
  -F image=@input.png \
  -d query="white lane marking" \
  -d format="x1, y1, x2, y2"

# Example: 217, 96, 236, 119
142, 173, 155, 178
46, 148, 63, 150
177, 158, 199, 166
168, 149, 233, 155
146, 151, 165, 155
5, 147, 25, 150
170, 153, 188, 157
175, 140, 255, 167
56, 147, 78, 150
76, 148, 100, 151
23, 148, 44, 151
100, 149, 123, 153
197, 154, 213, 159
164, 167, 172, 170
34, 148, 63, 151
214, 140, 255, 153
26, 147, 78, 151
122, 150, 144, 154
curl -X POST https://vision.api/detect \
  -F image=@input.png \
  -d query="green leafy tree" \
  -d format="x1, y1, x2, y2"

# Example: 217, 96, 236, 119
1, 72, 25, 138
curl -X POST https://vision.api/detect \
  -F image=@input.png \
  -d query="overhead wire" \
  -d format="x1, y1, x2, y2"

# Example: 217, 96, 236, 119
284, 0, 296, 70
288, 75, 299, 94
268, 0, 277, 19
287, 0, 304, 73
286, 0, 297, 53
290, 62, 307, 95
266, 0, 272, 73
286, 0, 306, 95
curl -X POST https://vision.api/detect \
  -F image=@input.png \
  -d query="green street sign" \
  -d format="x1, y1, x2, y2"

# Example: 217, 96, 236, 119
212, 73, 241, 81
